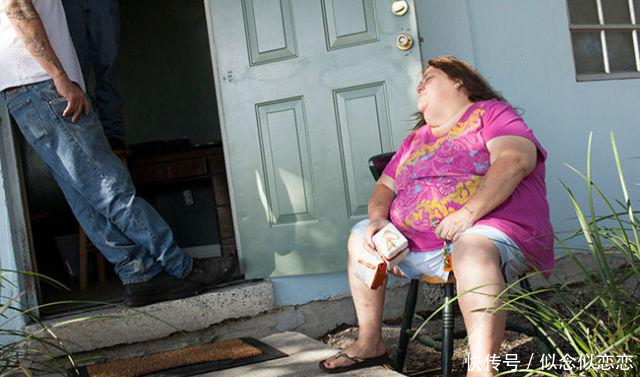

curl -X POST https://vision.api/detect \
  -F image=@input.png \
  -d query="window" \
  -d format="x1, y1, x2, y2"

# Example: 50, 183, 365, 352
567, 0, 640, 81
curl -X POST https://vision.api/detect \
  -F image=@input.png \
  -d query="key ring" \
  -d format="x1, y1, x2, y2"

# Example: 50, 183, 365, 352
442, 241, 453, 272
432, 218, 453, 272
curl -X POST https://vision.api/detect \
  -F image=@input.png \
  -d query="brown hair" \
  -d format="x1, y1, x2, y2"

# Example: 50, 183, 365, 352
413, 56, 507, 129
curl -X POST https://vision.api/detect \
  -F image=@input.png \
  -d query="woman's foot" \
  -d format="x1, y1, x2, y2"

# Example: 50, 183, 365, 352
320, 339, 387, 370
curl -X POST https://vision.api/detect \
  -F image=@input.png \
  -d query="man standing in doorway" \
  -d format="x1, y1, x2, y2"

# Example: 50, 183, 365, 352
0, 0, 235, 307
61, 0, 125, 150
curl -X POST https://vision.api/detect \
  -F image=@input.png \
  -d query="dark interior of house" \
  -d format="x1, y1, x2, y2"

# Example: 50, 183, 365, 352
20, 0, 235, 317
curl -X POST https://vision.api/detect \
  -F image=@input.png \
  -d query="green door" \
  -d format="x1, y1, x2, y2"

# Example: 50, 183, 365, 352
207, 0, 422, 278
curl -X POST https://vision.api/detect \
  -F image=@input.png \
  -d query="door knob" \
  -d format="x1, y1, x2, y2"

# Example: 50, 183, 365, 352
392, 0, 409, 16
396, 34, 413, 51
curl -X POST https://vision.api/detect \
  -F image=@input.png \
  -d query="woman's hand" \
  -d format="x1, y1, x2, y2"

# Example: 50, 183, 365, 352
363, 218, 389, 253
434, 207, 475, 242
389, 266, 407, 278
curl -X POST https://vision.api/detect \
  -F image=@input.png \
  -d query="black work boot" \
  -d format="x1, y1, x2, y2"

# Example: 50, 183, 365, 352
186, 257, 236, 290
123, 272, 201, 307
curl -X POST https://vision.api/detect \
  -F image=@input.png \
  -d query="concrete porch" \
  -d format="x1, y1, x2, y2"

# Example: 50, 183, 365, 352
196, 332, 402, 377
29, 253, 628, 376
27, 280, 276, 356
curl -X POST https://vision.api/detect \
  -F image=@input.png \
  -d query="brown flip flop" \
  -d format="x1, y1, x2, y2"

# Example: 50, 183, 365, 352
318, 350, 390, 374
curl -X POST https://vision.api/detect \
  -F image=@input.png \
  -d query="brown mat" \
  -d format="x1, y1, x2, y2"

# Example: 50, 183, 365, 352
73, 337, 288, 377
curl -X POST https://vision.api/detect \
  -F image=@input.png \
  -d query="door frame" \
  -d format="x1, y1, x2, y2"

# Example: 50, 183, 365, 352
203, 0, 245, 272
0, 101, 40, 318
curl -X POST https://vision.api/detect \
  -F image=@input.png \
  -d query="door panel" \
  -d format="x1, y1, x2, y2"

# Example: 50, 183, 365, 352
334, 82, 392, 219
322, 0, 378, 49
242, 0, 297, 65
256, 97, 317, 225
208, 0, 422, 278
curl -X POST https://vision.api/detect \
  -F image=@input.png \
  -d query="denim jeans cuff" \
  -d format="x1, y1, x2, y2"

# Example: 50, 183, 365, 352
119, 267, 163, 285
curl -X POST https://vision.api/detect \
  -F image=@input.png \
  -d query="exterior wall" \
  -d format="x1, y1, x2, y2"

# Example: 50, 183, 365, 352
418, 0, 640, 241
271, 0, 640, 305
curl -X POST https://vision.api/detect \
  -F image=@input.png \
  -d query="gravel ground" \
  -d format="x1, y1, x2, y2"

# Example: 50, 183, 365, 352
320, 314, 542, 376
316, 278, 631, 377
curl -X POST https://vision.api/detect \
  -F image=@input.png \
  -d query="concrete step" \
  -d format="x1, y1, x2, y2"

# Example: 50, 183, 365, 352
27, 280, 274, 356
197, 332, 403, 377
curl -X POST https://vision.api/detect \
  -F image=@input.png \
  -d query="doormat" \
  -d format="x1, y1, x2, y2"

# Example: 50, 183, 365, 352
72, 337, 288, 377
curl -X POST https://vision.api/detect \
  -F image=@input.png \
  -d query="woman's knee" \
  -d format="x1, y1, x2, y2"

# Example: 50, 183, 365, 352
348, 231, 365, 256
348, 220, 369, 255
452, 234, 501, 271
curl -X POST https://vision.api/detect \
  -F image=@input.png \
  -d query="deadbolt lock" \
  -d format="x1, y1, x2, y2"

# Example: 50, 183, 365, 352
392, 0, 409, 16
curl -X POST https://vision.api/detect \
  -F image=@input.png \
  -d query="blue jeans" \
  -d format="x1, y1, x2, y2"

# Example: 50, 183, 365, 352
2, 80, 191, 284
61, 0, 124, 140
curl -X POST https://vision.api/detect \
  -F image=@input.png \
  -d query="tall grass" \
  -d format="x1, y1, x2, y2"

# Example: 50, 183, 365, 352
0, 270, 81, 376
1, 270, 189, 376
494, 132, 640, 376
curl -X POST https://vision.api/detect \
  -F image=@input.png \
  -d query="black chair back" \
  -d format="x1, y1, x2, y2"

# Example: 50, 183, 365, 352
367, 152, 396, 181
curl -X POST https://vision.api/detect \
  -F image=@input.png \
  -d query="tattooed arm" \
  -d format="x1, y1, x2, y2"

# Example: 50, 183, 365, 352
5, 0, 90, 122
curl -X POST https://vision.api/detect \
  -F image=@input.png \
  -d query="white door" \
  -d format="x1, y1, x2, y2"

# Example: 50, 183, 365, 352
206, 0, 422, 278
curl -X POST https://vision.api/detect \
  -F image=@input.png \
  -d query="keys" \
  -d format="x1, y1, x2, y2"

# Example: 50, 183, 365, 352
431, 218, 452, 272
442, 241, 453, 272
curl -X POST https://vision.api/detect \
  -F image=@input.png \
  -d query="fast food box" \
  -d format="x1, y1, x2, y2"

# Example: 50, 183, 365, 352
354, 250, 387, 289
372, 222, 409, 269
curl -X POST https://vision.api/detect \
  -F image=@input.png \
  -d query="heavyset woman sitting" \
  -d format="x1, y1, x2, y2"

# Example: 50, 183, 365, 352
320, 56, 554, 376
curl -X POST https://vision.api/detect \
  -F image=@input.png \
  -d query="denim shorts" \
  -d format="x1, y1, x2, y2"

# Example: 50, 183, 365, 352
352, 219, 531, 285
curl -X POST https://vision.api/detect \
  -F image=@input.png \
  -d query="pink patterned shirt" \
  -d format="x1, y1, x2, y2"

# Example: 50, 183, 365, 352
382, 100, 554, 277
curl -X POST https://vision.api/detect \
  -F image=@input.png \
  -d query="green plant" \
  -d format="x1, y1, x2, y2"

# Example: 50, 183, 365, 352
1, 270, 191, 376
494, 132, 640, 376
0, 270, 82, 376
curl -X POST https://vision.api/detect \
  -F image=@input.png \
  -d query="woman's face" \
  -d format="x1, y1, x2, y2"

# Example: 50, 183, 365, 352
416, 66, 463, 123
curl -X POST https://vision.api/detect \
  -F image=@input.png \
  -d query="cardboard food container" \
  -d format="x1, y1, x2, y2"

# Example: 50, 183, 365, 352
372, 222, 409, 268
354, 250, 387, 289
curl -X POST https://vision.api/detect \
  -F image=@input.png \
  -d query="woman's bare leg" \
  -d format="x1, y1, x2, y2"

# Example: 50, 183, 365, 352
452, 234, 508, 377
322, 232, 387, 369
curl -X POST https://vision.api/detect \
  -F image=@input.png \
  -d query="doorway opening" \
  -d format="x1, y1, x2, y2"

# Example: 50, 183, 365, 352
20, 0, 240, 318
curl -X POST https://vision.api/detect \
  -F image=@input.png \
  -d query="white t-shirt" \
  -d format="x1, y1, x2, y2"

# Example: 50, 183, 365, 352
0, 0, 84, 92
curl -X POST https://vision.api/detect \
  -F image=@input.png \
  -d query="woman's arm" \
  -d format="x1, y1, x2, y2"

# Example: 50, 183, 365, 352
363, 175, 396, 250
435, 135, 537, 241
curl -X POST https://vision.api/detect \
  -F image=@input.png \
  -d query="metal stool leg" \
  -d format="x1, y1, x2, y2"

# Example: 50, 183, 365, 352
442, 283, 455, 377
395, 279, 419, 372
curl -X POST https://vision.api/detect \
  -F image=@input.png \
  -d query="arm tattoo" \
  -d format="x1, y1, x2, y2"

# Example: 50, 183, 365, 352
5, 0, 38, 21
5, 0, 66, 76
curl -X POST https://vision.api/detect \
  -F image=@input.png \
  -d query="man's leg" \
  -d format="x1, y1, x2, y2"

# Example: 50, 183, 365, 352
46, 174, 206, 306
4, 81, 192, 280
87, 0, 124, 144
48, 168, 162, 284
